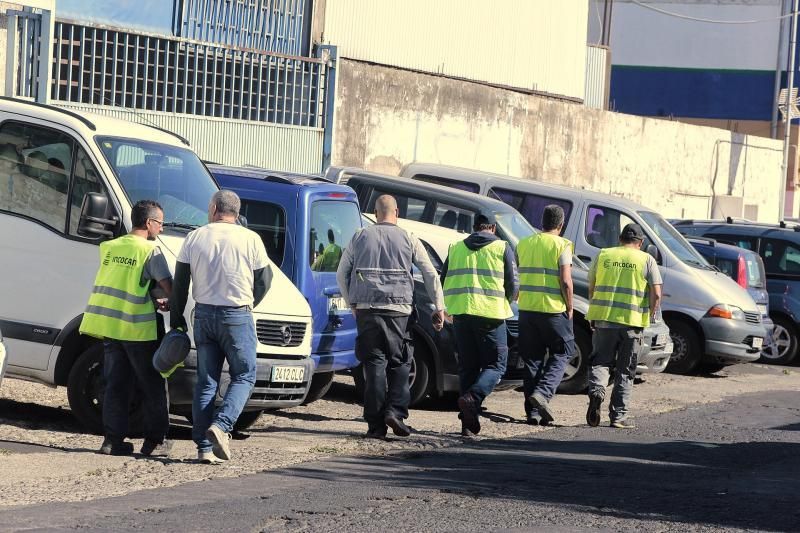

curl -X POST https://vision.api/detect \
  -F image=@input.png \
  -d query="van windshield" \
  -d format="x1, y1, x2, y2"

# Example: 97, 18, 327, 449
97, 137, 218, 227
495, 212, 536, 248
638, 211, 711, 269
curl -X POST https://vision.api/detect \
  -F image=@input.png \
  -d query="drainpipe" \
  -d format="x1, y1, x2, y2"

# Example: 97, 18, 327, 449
773, 0, 788, 139
780, 0, 799, 221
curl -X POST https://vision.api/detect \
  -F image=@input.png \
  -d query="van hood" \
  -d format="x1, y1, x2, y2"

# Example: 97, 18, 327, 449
156, 231, 311, 319
694, 267, 758, 312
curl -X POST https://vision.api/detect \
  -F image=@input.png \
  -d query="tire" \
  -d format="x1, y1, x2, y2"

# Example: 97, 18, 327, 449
665, 319, 702, 374
302, 371, 335, 405
557, 325, 591, 395
66, 343, 145, 435
408, 339, 434, 407
760, 315, 799, 365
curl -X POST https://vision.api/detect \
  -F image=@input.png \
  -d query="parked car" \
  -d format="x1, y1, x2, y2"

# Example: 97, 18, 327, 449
0, 98, 314, 433
672, 219, 800, 365
348, 170, 672, 391
683, 236, 775, 363
211, 165, 362, 403
397, 163, 765, 374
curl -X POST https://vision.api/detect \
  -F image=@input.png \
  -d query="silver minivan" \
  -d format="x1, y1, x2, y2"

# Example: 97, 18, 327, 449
400, 163, 767, 373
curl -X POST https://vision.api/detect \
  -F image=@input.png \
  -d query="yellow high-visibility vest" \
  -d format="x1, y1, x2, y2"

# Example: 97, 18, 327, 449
80, 235, 158, 341
443, 239, 512, 319
517, 232, 573, 313
586, 246, 651, 328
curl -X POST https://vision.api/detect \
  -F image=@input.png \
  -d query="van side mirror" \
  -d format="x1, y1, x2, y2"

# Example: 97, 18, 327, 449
78, 192, 118, 238
646, 244, 660, 262
237, 214, 248, 227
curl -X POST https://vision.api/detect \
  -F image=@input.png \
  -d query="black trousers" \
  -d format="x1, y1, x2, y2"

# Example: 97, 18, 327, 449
355, 310, 411, 429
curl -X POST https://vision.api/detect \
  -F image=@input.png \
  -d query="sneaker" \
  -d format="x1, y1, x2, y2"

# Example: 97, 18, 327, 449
365, 426, 388, 440
457, 392, 481, 435
140, 439, 173, 457
197, 450, 224, 464
526, 412, 542, 426
384, 415, 412, 437
206, 424, 232, 460
586, 394, 603, 427
610, 419, 636, 429
98, 438, 134, 456
529, 392, 555, 425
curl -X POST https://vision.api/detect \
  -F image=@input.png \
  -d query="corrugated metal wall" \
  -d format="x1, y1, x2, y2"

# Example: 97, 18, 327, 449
55, 102, 323, 173
322, 0, 588, 100
585, 45, 610, 109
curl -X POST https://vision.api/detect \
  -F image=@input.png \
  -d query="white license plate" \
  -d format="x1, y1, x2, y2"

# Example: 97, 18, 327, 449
328, 296, 347, 313
751, 337, 764, 349
757, 304, 768, 316
655, 333, 669, 346
272, 366, 305, 383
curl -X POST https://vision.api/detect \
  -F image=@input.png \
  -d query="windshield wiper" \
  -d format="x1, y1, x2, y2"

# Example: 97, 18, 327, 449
162, 222, 199, 231
684, 259, 713, 270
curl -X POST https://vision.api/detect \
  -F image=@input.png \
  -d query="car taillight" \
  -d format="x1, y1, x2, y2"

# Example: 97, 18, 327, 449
737, 255, 747, 288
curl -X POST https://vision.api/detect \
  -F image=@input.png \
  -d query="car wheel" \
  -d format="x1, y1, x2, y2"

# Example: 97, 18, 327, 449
665, 319, 702, 374
760, 315, 799, 365
302, 371, 335, 405
67, 343, 145, 435
557, 325, 591, 394
408, 340, 434, 407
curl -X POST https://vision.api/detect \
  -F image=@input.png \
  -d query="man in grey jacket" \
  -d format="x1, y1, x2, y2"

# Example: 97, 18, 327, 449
337, 195, 445, 439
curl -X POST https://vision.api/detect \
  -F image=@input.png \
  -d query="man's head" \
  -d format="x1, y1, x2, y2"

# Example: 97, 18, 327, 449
374, 194, 399, 224
473, 212, 496, 234
208, 190, 241, 222
131, 199, 164, 239
542, 204, 565, 233
619, 223, 645, 248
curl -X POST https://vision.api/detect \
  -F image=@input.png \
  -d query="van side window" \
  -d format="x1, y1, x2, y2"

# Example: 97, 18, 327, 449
369, 189, 427, 221
240, 199, 286, 267
708, 234, 757, 251
309, 201, 361, 272
584, 205, 637, 249
489, 187, 572, 233
432, 202, 473, 232
761, 238, 800, 276
68, 146, 109, 237
0, 122, 74, 233
413, 174, 480, 193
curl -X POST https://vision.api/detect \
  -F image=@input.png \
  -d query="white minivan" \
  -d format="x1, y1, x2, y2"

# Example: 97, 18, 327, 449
400, 163, 767, 374
0, 98, 314, 432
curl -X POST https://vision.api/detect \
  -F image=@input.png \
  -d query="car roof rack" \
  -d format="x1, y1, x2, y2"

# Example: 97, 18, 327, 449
673, 217, 800, 232
684, 235, 717, 246
0, 96, 97, 131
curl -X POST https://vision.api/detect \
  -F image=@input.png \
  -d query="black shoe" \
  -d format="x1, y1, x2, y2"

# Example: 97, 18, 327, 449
586, 394, 603, 427
457, 393, 481, 435
365, 426, 388, 440
526, 412, 542, 426
384, 415, 411, 437
140, 439, 173, 457
529, 392, 555, 425
460, 426, 477, 438
98, 438, 134, 456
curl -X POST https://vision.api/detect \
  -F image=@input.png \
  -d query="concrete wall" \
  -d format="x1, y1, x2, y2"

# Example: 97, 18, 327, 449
331, 59, 784, 222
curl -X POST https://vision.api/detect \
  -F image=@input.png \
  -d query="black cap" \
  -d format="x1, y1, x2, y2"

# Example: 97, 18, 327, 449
620, 223, 645, 241
474, 212, 497, 226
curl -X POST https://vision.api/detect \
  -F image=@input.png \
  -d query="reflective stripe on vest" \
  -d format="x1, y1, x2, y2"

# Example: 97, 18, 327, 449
443, 239, 512, 319
79, 235, 158, 341
586, 246, 650, 328
517, 232, 573, 313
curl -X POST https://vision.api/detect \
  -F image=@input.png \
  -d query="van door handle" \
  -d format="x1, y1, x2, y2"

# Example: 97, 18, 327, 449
577, 255, 591, 262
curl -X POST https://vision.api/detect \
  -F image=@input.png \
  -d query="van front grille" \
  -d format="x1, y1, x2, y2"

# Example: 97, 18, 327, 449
744, 312, 761, 324
256, 320, 306, 347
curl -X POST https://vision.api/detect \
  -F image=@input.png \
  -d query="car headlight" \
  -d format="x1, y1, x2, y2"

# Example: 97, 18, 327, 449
706, 304, 745, 320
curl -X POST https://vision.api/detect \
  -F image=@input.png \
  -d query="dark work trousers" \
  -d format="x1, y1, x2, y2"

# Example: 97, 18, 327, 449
588, 326, 642, 423
519, 310, 576, 417
452, 315, 508, 405
102, 339, 170, 444
355, 310, 411, 430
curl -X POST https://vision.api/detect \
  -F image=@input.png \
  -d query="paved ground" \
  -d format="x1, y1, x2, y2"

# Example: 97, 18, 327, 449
1, 388, 798, 532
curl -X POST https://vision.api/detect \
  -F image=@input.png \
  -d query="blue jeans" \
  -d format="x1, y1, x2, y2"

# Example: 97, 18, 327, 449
452, 315, 508, 404
518, 310, 576, 416
192, 304, 257, 452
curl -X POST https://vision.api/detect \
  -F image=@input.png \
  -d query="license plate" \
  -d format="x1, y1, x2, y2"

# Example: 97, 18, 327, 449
751, 337, 764, 349
655, 333, 669, 346
757, 304, 768, 316
664, 342, 674, 355
328, 296, 347, 313
272, 366, 305, 383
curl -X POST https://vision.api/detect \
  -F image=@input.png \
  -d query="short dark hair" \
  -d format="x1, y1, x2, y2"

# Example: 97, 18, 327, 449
541, 204, 565, 231
131, 200, 163, 229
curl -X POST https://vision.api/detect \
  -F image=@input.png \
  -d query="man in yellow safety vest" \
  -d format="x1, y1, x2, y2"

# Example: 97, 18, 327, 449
586, 223, 662, 429
441, 212, 518, 437
516, 205, 574, 426
80, 200, 173, 456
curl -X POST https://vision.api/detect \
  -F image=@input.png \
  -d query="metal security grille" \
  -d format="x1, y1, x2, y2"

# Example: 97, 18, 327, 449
8, 9, 43, 99
52, 20, 326, 127
176, 0, 309, 55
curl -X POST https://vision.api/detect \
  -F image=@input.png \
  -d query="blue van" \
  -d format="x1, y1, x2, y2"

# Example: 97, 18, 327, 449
210, 165, 362, 403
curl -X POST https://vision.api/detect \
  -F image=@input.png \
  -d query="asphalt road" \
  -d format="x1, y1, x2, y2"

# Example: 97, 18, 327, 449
2, 390, 799, 532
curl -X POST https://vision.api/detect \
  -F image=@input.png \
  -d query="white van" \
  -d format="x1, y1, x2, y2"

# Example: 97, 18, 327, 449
400, 163, 766, 374
0, 98, 314, 432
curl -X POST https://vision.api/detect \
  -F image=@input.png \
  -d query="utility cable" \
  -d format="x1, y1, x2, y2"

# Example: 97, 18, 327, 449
629, 0, 794, 25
